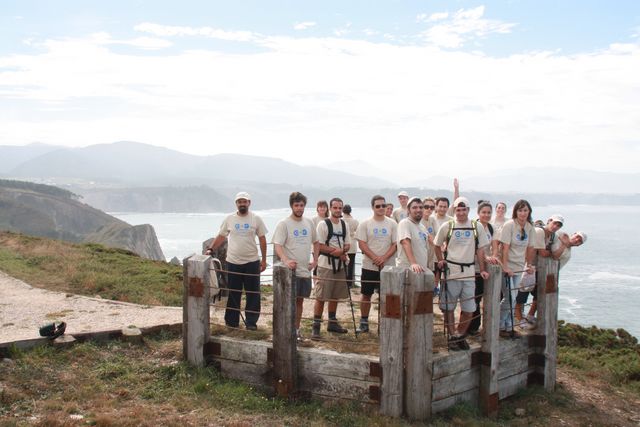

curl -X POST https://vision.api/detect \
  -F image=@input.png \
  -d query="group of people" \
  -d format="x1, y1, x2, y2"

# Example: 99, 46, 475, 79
204, 184, 587, 349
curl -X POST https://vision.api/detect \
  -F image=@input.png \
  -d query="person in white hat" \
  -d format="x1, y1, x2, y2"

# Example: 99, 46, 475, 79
392, 191, 409, 223
433, 196, 491, 351
206, 191, 268, 330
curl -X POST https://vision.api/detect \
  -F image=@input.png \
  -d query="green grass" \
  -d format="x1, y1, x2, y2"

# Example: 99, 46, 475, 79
0, 231, 184, 306
558, 321, 640, 393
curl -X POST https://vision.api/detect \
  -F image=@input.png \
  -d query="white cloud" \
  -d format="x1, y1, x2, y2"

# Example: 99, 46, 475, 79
421, 6, 516, 48
134, 22, 257, 42
1, 27, 639, 181
417, 12, 449, 23
294, 21, 316, 31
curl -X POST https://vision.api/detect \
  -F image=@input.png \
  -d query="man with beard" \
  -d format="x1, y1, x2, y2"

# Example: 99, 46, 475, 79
313, 198, 352, 339
272, 192, 319, 341
396, 197, 430, 273
206, 192, 268, 330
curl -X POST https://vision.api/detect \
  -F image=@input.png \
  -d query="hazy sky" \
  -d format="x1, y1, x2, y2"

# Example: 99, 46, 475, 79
1, 1, 639, 182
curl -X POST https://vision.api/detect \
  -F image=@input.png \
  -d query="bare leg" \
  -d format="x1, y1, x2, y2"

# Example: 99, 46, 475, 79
457, 311, 474, 336
295, 297, 304, 329
360, 294, 371, 318
444, 310, 457, 336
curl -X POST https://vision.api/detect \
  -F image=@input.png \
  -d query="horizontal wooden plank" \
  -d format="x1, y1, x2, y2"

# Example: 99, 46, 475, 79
432, 388, 479, 414
498, 338, 531, 362
217, 359, 271, 387
432, 347, 477, 379
432, 367, 480, 401
299, 371, 374, 403
498, 355, 530, 381
498, 371, 529, 400
298, 347, 379, 383
210, 336, 271, 365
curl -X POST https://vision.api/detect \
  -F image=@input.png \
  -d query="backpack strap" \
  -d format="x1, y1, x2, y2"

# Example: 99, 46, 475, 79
322, 218, 346, 273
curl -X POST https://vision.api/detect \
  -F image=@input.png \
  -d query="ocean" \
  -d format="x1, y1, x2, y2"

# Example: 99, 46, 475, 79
112, 205, 640, 338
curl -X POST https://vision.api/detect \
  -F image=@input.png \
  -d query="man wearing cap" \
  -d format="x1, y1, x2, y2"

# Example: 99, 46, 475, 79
434, 197, 490, 351
396, 197, 430, 273
392, 191, 409, 223
206, 192, 268, 330
516, 214, 563, 328
355, 195, 398, 333
555, 231, 587, 269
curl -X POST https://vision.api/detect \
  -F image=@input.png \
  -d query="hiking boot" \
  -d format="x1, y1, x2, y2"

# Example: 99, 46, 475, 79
246, 324, 257, 331
327, 320, 348, 334
457, 338, 470, 351
311, 323, 321, 340
356, 322, 369, 334
448, 336, 462, 351
500, 329, 522, 339
296, 329, 304, 342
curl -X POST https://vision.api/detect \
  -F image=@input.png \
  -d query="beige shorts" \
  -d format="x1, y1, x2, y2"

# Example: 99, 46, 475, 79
315, 267, 349, 301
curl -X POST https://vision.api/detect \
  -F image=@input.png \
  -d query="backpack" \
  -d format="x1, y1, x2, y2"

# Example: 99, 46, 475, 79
322, 218, 347, 273
444, 219, 479, 272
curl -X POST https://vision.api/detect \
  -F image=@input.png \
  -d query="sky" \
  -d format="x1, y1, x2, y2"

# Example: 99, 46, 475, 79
1, 1, 640, 183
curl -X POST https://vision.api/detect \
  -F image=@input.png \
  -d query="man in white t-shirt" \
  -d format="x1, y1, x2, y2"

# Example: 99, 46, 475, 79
272, 192, 319, 341
434, 197, 490, 351
206, 192, 268, 330
396, 197, 429, 272
392, 191, 409, 223
355, 195, 397, 333
313, 198, 352, 338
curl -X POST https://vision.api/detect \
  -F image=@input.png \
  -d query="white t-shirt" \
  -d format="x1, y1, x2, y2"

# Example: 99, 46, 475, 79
272, 216, 318, 278
355, 217, 398, 271
421, 215, 438, 269
343, 216, 360, 255
552, 231, 572, 269
396, 218, 429, 270
218, 211, 268, 264
434, 219, 489, 280
431, 213, 453, 233
392, 207, 408, 223
316, 218, 352, 270
499, 219, 536, 272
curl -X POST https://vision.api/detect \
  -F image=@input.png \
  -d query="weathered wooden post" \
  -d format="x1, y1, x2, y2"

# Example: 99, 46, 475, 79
404, 269, 435, 420
379, 266, 406, 418
272, 263, 297, 398
183, 254, 212, 366
479, 264, 502, 417
533, 257, 559, 391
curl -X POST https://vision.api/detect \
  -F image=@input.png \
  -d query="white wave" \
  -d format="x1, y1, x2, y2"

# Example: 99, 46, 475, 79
588, 272, 640, 282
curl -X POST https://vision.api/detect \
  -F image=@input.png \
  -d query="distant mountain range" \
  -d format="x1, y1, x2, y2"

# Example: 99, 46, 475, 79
1, 141, 394, 189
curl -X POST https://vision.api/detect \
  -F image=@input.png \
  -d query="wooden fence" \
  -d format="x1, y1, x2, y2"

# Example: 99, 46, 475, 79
183, 255, 560, 421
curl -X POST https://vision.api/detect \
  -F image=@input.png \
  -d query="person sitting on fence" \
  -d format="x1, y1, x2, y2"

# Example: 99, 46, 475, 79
434, 197, 491, 351
312, 198, 352, 339
206, 192, 267, 331
396, 197, 429, 273
355, 195, 398, 333
272, 192, 319, 341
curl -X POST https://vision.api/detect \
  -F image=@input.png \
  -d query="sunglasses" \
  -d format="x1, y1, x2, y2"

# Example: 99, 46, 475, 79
374, 204, 387, 209
424, 205, 435, 209
520, 227, 526, 241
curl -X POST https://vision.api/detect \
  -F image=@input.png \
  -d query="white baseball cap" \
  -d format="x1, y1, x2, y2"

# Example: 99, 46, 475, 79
549, 214, 565, 224
397, 191, 409, 197
575, 231, 587, 243
453, 196, 470, 208
234, 191, 251, 202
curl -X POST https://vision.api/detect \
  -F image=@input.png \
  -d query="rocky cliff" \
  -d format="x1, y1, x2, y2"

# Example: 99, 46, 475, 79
0, 179, 165, 261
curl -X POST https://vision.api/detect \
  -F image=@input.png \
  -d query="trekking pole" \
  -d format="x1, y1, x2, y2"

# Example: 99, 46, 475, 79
443, 268, 450, 347
506, 274, 514, 338
346, 278, 358, 339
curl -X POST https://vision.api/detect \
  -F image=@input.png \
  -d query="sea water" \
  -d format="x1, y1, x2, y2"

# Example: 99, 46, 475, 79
112, 205, 640, 338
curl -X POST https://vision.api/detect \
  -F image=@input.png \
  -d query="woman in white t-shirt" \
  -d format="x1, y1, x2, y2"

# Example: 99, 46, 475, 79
491, 202, 507, 232
498, 200, 536, 337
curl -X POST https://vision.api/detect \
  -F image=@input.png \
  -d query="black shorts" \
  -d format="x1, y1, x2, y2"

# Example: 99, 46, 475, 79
361, 268, 381, 296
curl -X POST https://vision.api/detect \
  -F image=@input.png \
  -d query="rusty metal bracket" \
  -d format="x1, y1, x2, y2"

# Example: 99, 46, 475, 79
414, 291, 433, 315
369, 361, 382, 379
528, 353, 546, 368
203, 341, 220, 357
545, 273, 557, 294
528, 334, 546, 349
369, 385, 381, 403
188, 277, 204, 297
383, 294, 401, 319
528, 372, 545, 386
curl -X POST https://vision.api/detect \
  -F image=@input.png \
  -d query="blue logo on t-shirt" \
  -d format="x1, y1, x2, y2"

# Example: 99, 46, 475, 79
455, 231, 461, 238
465, 231, 471, 237
419, 232, 427, 241
373, 228, 379, 235
234, 224, 240, 230
244, 223, 249, 229
428, 227, 433, 233
293, 229, 299, 237
516, 232, 528, 241
302, 228, 308, 236
382, 228, 388, 235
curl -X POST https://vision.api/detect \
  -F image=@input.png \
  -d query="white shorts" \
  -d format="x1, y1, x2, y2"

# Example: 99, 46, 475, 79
439, 279, 476, 313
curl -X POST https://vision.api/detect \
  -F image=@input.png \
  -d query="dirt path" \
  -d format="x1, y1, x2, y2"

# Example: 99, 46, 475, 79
0, 270, 183, 343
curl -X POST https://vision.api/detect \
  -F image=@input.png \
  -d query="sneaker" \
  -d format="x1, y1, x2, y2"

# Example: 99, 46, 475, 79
526, 315, 537, 325
447, 336, 462, 351
457, 338, 470, 351
246, 324, 257, 331
356, 322, 369, 334
327, 320, 348, 334
516, 319, 528, 329
311, 323, 321, 340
